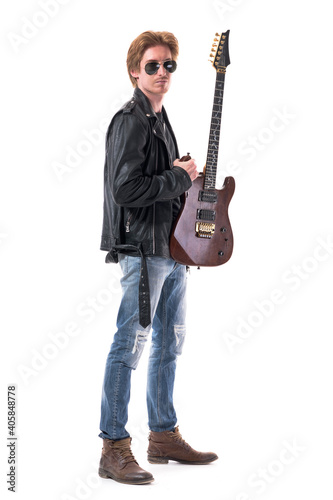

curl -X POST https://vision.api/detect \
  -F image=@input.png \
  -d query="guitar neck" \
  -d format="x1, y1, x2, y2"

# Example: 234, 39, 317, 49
204, 70, 226, 190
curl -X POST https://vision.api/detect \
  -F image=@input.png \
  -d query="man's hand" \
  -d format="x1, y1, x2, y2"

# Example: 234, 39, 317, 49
173, 158, 199, 181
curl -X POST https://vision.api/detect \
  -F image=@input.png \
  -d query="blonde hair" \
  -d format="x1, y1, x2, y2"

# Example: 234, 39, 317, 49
127, 31, 179, 87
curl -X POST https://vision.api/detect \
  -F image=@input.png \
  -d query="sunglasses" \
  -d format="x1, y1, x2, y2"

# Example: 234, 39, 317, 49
144, 60, 177, 75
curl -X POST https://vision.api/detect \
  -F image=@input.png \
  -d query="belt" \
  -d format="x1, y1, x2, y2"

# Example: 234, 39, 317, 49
105, 244, 151, 328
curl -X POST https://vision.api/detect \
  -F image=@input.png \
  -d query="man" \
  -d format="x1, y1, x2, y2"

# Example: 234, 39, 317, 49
99, 31, 218, 485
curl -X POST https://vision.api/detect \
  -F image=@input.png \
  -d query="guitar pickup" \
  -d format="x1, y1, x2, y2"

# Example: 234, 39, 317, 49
195, 222, 215, 238
197, 209, 216, 221
198, 190, 218, 203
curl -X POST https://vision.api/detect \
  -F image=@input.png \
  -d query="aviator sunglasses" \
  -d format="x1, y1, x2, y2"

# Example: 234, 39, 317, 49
144, 60, 177, 75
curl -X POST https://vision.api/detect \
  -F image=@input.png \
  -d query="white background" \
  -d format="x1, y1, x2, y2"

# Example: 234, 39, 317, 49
1, 0, 332, 499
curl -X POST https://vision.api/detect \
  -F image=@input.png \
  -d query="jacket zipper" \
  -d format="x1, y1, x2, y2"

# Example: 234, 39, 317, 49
125, 212, 133, 233
152, 203, 155, 254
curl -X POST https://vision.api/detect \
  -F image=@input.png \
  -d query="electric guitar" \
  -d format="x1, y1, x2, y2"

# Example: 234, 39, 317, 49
170, 30, 235, 267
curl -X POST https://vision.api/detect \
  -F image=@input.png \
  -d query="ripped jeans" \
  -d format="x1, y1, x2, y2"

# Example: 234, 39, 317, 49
99, 254, 187, 441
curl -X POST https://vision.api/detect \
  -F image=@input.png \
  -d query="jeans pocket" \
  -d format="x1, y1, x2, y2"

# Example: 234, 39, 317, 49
118, 253, 128, 274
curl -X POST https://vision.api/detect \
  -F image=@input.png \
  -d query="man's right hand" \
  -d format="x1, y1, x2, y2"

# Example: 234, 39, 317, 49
173, 158, 199, 181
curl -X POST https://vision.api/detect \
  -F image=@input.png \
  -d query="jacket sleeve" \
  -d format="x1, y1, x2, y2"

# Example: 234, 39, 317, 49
107, 113, 192, 208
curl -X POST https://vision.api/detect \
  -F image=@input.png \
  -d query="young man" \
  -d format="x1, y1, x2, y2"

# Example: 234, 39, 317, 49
99, 31, 218, 485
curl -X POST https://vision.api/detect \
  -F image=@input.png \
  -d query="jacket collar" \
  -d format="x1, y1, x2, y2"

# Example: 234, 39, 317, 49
133, 87, 164, 120
133, 88, 176, 165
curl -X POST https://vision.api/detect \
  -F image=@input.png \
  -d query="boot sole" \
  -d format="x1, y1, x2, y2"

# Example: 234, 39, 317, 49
147, 455, 218, 465
98, 467, 154, 485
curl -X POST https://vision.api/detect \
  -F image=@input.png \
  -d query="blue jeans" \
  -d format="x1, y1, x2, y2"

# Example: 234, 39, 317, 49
99, 254, 187, 441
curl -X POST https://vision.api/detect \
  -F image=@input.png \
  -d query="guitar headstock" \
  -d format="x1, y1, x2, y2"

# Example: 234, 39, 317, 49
209, 30, 230, 73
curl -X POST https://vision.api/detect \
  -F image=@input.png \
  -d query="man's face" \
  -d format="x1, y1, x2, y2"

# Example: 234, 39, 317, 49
131, 45, 174, 99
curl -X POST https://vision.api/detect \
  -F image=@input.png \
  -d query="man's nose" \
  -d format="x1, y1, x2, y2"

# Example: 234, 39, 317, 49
156, 64, 167, 77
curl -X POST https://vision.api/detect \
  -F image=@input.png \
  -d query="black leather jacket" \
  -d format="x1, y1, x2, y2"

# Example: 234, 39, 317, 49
100, 88, 192, 262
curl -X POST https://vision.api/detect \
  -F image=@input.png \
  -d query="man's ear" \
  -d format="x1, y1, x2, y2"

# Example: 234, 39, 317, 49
130, 69, 139, 79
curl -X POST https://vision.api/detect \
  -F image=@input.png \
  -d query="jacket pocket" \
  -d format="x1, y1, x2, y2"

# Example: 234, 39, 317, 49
125, 207, 140, 233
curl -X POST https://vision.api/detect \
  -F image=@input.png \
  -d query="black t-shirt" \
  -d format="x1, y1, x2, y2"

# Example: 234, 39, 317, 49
156, 111, 177, 166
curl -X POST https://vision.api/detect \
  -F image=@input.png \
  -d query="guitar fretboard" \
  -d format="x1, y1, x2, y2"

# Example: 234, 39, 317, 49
204, 70, 226, 190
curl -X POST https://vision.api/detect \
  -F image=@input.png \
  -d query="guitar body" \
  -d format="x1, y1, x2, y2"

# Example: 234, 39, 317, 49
170, 173, 235, 266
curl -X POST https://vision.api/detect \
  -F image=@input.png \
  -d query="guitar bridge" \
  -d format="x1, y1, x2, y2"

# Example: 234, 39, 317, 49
195, 222, 215, 238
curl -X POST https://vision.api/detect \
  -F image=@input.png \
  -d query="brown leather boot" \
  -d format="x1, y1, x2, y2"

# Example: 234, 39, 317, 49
147, 426, 218, 465
99, 437, 154, 485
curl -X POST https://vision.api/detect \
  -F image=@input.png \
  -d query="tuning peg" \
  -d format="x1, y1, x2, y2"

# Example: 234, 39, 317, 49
209, 53, 214, 58
215, 32, 220, 36
222, 35, 226, 39
212, 43, 217, 47
218, 50, 222, 55
214, 37, 219, 42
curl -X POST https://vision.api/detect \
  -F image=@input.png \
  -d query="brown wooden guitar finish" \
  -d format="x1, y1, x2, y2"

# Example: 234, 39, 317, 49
170, 30, 235, 267
170, 173, 235, 266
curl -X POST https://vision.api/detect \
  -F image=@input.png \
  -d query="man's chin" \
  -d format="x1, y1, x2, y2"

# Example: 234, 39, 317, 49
154, 84, 170, 94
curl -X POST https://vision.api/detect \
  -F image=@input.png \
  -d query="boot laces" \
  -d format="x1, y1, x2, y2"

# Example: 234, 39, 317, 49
169, 427, 191, 450
113, 441, 138, 465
